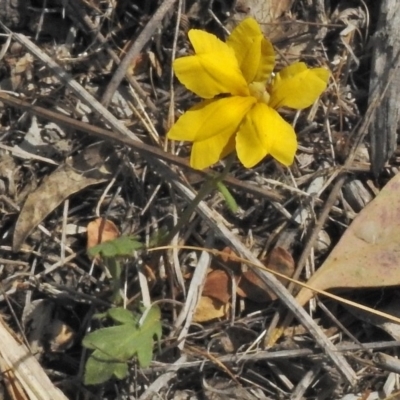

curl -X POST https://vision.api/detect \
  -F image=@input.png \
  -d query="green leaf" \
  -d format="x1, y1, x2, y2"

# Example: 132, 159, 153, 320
84, 349, 128, 385
107, 307, 139, 325
83, 305, 162, 385
83, 324, 138, 361
140, 306, 162, 339
137, 345, 152, 367
88, 236, 143, 258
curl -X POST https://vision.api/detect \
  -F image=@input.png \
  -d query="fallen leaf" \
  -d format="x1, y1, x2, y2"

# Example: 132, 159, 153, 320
13, 143, 117, 251
193, 269, 233, 323
193, 296, 230, 323
202, 269, 231, 304
128, 53, 149, 76
192, 247, 294, 321
87, 218, 120, 251
13, 164, 107, 251
239, 247, 295, 302
10, 53, 34, 90
0, 154, 18, 196
296, 172, 400, 307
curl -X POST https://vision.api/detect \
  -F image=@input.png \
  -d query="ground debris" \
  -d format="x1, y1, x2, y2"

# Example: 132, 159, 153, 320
0, 0, 399, 399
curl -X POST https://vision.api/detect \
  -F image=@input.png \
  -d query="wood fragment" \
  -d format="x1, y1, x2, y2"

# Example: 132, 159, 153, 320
0, 92, 283, 204
0, 316, 68, 400
101, 0, 178, 108
368, 0, 400, 175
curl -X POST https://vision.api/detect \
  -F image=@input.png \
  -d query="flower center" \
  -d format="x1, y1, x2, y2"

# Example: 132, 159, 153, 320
248, 82, 270, 104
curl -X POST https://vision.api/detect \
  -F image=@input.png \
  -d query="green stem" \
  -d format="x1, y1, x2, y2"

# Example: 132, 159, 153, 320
105, 257, 122, 303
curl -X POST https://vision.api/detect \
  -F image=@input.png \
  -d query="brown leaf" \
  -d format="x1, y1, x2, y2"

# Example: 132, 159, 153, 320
13, 163, 107, 251
296, 172, 400, 307
265, 247, 295, 281
87, 218, 120, 250
239, 247, 295, 302
202, 269, 232, 304
193, 296, 230, 323
192, 268, 235, 323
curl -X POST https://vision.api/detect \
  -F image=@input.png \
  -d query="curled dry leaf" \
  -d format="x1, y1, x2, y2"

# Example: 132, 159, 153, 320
193, 269, 233, 323
193, 296, 230, 323
192, 247, 295, 322
191, 248, 241, 323
13, 143, 117, 251
296, 172, 400, 307
202, 269, 232, 304
13, 163, 108, 251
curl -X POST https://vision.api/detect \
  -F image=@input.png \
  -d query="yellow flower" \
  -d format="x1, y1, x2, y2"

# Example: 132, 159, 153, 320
167, 18, 330, 170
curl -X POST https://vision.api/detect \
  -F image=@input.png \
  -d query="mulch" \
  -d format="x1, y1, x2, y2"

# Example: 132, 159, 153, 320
0, 0, 400, 399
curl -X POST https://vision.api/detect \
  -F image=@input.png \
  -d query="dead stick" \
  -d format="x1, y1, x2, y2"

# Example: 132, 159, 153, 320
101, 0, 178, 108
0, 91, 282, 204
67, 0, 158, 114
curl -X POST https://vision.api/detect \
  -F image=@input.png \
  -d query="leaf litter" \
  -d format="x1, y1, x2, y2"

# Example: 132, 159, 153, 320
0, 0, 400, 399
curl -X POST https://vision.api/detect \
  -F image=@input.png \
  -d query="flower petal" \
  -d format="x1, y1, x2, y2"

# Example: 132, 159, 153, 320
268, 62, 330, 109
226, 18, 275, 84
168, 96, 255, 142
173, 30, 249, 98
168, 96, 256, 169
190, 131, 234, 170
236, 103, 297, 168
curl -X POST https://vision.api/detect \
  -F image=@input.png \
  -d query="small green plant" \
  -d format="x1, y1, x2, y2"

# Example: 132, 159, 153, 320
88, 235, 143, 301
83, 236, 161, 385
83, 305, 162, 385
88, 235, 143, 258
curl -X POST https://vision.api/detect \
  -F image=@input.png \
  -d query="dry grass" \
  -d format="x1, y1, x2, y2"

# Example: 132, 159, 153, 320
0, 0, 399, 399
